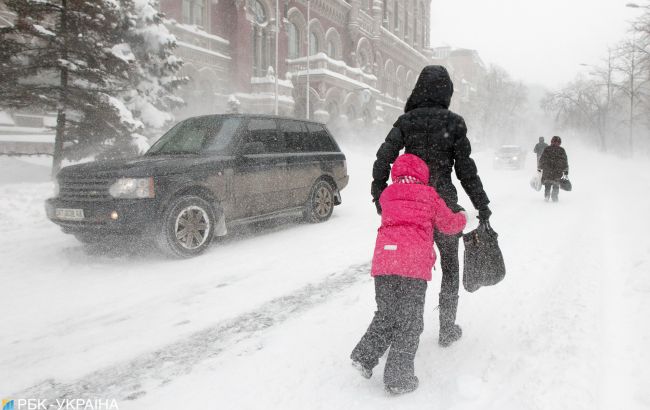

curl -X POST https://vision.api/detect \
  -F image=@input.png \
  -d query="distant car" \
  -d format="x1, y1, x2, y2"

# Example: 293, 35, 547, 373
45, 114, 349, 257
493, 145, 526, 170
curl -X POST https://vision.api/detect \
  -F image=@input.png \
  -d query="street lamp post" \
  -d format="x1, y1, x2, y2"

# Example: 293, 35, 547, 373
306, 0, 311, 120
274, 0, 279, 115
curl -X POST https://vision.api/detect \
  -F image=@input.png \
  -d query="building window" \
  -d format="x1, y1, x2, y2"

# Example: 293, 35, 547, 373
382, 0, 388, 27
414, 15, 418, 45
393, 0, 399, 31
327, 39, 337, 59
252, 0, 269, 77
251, 0, 266, 24
287, 21, 300, 59
182, 0, 206, 27
405, 4, 409, 40
309, 31, 319, 56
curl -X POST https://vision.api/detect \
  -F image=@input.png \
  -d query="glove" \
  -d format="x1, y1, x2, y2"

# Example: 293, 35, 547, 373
477, 207, 492, 222
374, 200, 382, 216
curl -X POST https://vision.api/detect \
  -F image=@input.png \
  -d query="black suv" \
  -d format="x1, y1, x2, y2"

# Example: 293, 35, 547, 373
45, 115, 349, 257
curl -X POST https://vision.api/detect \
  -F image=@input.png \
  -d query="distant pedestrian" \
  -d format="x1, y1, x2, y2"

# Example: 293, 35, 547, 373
351, 153, 466, 395
538, 136, 569, 202
533, 136, 548, 167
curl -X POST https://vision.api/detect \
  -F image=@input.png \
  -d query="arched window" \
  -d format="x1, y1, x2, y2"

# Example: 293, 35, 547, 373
251, 0, 266, 23
326, 28, 342, 60
310, 31, 319, 56
327, 39, 337, 59
287, 21, 300, 58
251, 0, 269, 77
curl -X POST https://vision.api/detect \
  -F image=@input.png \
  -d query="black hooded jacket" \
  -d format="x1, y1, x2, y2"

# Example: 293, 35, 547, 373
371, 65, 490, 211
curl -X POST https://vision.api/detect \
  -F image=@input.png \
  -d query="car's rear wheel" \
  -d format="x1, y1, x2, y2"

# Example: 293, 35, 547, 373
157, 195, 216, 258
305, 180, 334, 223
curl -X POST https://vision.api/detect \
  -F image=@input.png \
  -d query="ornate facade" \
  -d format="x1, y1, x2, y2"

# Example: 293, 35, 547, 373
160, 0, 433, 127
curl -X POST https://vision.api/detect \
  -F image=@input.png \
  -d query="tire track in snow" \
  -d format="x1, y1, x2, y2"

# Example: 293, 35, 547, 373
13, 262, 371, 402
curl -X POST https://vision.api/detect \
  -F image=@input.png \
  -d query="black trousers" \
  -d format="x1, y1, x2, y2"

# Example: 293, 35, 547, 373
544, 182, 559, 200
351, 275, 427, 387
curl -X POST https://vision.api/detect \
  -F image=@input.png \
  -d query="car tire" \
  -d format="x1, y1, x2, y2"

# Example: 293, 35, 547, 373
305, 179, 335, 223
156, 195, 216, 258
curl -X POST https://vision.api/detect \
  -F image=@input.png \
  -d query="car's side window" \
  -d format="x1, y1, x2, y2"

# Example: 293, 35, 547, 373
306, 123, 338, 152
281, 120, 307, 153
204, 117, 242, 154
243, 118, 283, 154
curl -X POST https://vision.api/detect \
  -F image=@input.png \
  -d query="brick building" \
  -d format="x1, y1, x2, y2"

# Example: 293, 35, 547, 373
162, 0, 434, 128
0, 0, 435, 142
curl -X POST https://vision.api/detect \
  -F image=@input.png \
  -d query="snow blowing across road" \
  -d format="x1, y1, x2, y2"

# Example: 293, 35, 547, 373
1, 144, 649, 410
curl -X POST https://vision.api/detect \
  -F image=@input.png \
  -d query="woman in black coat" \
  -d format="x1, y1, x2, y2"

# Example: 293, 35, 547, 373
371, 65, 491, 347
538, 136, 569, 202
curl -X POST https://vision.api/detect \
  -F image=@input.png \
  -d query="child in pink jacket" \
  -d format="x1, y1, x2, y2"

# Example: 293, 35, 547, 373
351, 153, 466, 395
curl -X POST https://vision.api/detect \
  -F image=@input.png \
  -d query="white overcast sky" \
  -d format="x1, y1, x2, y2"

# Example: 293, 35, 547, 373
430, 0, 640, 89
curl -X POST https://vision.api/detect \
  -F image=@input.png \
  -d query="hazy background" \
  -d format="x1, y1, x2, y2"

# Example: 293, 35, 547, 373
430, 0, 637, 88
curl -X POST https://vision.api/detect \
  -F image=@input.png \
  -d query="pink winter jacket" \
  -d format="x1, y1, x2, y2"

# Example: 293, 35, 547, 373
371, 154, 466, 281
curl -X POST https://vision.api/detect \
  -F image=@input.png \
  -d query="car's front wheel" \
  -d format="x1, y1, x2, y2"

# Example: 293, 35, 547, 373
157, 195, 216, 258
305, 180, 334, 223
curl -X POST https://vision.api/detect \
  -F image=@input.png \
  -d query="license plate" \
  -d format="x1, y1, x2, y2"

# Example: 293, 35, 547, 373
55, 208, 84, 221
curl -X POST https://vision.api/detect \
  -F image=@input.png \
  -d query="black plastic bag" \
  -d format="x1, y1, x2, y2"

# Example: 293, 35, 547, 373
462, 221, 506, 292
559, 177, 572, 191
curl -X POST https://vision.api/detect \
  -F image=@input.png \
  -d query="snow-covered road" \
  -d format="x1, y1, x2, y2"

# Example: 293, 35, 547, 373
1, 145, 649, 409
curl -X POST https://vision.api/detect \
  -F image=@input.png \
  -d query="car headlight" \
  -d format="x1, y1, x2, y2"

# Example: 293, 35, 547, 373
109, 177, 155, 199
513, 156, 518, 160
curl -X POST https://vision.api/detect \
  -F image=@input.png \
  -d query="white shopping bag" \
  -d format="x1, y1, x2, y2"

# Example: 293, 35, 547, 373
529, 171, 542, 191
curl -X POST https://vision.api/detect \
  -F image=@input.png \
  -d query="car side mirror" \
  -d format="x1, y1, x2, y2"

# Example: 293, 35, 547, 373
240, 142, 265, 156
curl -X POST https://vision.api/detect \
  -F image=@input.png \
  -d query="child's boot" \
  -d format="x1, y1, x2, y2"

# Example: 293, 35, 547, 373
385, 376, 419, 395
351, 359, 372, 379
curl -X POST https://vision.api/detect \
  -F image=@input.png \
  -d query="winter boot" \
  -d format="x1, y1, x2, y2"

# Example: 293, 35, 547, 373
385, 376, 419, 395
438, 293, 463, 347
351, 359, 372, 379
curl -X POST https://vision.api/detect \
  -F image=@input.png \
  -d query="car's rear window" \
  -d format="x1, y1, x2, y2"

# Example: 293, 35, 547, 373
306, 123, 338, 152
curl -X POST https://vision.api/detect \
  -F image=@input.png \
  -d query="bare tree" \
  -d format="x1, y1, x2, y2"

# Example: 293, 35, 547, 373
542, 76, 607, 146
458, 64, 528, 148
612, 39, 649, 155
